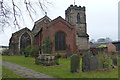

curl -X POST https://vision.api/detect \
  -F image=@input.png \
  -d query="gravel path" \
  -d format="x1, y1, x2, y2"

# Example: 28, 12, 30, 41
2, 60, 54, 78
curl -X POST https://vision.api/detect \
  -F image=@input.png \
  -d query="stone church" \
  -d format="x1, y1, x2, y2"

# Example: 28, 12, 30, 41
9, 5, 89, 56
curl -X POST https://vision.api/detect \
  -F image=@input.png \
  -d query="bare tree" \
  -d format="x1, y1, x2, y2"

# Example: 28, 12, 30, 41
0, 0, 52, 31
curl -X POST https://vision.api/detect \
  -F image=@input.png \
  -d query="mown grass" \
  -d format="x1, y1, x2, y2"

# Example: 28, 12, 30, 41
2, 56, 118, 78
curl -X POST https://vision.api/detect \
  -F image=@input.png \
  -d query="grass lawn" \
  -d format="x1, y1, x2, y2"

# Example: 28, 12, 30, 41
2, 56, 118, 78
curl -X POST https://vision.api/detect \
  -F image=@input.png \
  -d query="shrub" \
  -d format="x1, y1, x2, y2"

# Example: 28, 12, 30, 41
41, 36, 51, 54
24, 45, 39, 57
56, 53, 61, 58
104, 55, 113, 69
97, 53, 113, 69
20, 48, 25, 54
35, 57, 41, 65
70, 54, 80, 73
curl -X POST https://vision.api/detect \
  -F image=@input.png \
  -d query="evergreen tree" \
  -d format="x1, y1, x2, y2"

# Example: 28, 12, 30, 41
42, 36, 51, 54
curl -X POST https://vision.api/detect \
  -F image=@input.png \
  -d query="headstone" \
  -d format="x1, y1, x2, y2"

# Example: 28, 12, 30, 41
112, 58, 117, 66
82, 53, 98, 72
70, 54, 80, 73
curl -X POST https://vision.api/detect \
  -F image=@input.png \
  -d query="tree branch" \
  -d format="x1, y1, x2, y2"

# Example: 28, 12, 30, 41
0, 0, 52, 31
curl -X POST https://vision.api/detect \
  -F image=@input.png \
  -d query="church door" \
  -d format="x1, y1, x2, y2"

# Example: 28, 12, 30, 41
55, 31, 66, 51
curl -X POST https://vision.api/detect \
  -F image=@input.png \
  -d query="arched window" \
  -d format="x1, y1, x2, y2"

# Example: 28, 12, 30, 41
55, 31, 66, 51
77, 13, 80, 23
20, 32, 31, 49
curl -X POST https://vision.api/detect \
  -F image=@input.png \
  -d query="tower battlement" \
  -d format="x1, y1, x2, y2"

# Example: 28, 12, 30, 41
65, 5, 85, 13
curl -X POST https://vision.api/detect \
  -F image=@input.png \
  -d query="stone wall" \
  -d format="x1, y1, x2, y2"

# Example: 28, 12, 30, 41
76, 35, 89, 50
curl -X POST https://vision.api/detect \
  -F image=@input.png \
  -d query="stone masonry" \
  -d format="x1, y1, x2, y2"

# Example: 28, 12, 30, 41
65, 5, 89, 50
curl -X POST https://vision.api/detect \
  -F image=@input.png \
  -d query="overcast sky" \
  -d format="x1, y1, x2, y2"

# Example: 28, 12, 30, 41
0, 0, 119, 46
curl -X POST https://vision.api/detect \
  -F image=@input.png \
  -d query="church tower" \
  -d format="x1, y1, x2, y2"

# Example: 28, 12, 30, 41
65, 5, 89, 51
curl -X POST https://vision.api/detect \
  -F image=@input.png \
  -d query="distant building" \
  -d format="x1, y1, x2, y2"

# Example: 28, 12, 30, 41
90, 42, 116, 53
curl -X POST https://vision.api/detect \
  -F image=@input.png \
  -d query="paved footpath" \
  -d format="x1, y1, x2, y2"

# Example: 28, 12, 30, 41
2, 60, 54, 78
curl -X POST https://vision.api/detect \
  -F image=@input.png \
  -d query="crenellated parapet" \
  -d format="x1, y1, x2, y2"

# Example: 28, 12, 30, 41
65, 5, 85, 13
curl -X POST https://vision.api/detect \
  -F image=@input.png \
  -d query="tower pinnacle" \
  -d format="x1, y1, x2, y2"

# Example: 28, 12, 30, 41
45, 12, 47, 16
74, 0, 75, 6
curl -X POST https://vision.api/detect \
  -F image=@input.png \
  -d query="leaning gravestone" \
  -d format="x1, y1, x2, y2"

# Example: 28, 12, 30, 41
70, 54, 80, 73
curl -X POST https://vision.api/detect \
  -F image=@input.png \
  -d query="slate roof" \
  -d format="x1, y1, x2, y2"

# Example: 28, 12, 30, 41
32, 15, 51, 35
12, 27, 31, 36
47, 16, 74, 29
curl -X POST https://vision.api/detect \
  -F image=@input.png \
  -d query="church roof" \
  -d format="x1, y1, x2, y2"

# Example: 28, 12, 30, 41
47, 16, 74, 29
12, 27, 31, 36
10, 27, 32, 44
33, 16, 74, 36
34, 15, 51, 24
32, 15, 51, 35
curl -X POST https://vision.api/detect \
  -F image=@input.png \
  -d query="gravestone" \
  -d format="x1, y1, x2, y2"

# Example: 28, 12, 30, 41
89, 56, 98, 70
111, 54, 118, 66
82, 53, 98, 72
70, 54, 80, 73
97, 57, 104, 69
112, 58, 117, 66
